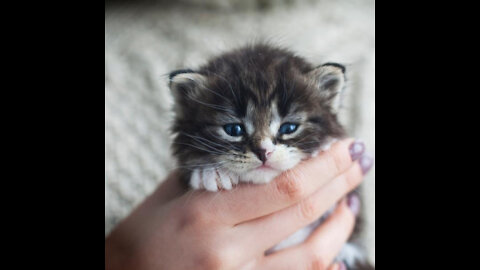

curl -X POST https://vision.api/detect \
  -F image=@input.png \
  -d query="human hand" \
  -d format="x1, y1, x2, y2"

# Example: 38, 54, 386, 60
105, 138, 372, 270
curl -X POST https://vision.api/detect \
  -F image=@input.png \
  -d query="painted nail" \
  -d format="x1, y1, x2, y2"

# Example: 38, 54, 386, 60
347, 193, 360, 217
338, 261, 347, 270
359, 154, 374, 175
349, 140, 365, 161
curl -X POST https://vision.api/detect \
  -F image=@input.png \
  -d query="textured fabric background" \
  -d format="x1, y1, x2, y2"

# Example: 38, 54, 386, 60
105, 0, 375, 264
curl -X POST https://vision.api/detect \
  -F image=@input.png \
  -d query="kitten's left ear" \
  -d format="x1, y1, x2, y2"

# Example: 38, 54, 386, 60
168, 69, 208, 103
307, 63, 346, 110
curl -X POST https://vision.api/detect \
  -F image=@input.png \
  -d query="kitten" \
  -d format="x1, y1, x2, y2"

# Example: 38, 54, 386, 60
169, 44, 374, 270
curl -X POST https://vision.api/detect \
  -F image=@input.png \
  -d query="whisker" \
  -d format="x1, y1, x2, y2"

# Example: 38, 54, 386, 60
205, 129, 239, 149
172, 142, 226, 155
178, 132, 247, 158
181, 132, 241, 152
178, 136, 233, 155
176, 161, 227, 169
171, 162, 228, 172
292, 142, 321, 147
289, 135, 317, 145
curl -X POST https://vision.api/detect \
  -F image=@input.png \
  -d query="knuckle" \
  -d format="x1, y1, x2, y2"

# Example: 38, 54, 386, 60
275, 176, 305, 201
196, 246, 233, 270
298, 196, 317, 221
343, 165, 363, 190
178, 204, 210, 230
308, 252, 326, 270
325, 149, 350, 177
195, 253, 224, 270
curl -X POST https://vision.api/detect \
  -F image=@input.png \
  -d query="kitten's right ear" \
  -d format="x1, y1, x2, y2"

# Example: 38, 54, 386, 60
306, 63, 346, 111
168, 69, 207, 102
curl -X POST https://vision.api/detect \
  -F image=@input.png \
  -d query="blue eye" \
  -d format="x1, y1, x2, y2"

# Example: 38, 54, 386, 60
224, 124, 245, 137
279, 123, 299, 135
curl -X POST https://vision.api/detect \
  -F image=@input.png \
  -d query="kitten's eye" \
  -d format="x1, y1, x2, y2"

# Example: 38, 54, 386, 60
279, 123, 299, 135
223, 124, 245, 137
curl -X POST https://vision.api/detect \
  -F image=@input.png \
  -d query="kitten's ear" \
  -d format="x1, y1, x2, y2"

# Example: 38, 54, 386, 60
307, 63, 346, 110
168, 69, 207, 102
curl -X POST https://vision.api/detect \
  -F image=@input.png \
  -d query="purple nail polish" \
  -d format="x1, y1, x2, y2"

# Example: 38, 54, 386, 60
338, 261, 347, 270
359, 154, 374, 175
347, 193, 360, 216
349, 140, 365, 161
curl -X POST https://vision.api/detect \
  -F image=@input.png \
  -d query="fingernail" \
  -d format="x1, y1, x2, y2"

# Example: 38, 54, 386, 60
338, 261, 347, 270
347, 193, 360, 217
349, 140, 365, 161
359, 154, 374, 175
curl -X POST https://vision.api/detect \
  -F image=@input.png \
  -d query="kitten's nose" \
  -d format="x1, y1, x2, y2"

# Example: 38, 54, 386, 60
254, 148, 273, 163
254, 139, 275, 163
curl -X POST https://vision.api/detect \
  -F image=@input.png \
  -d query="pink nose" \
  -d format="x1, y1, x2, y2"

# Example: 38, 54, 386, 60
255, 148, 274, 163
255, 139, 275, 163
266, 149, 273, 158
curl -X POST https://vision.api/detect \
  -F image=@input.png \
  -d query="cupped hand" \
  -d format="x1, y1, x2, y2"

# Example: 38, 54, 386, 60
105, 139, 372, 270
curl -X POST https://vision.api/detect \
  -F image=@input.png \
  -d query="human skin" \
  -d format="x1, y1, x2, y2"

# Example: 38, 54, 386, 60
105, 138, 373, 270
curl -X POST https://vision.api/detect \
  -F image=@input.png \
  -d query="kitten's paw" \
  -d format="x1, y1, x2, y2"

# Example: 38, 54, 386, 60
190, 168, 238, 192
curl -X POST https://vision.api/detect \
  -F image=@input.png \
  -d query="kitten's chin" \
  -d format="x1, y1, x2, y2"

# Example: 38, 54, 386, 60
239, 167, 282, 184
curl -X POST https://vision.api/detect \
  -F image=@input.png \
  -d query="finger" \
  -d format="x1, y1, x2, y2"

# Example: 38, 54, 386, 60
327, 261, 347, 270
256, 199, 356, 270
236, 161, 363, 255
194, 138, 358, 224
327, 262, 339, 270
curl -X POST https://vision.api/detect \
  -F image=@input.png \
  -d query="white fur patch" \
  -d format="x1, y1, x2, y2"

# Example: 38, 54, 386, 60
244, 101, 256, 135
267, 144, 305, 171
269, 103, 281, 136
310, 137, 338, 157
239, 167, 282, 184
320, 137, 338, 151
233, 143, 306, 184
260, 138, 275, 154
190, 169, 202, 189
336, 243, 367, 266
170, 72, 205, 85
202, 169, 218, 191
217, 169, 232, 190
190, 168, 239, 191
244, 120, 254, 136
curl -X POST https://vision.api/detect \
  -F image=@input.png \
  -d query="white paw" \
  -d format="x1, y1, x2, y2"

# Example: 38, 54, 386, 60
189, 168, 239, 192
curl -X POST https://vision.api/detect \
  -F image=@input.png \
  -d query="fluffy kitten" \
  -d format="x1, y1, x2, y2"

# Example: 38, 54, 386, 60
169, 44, 373, 270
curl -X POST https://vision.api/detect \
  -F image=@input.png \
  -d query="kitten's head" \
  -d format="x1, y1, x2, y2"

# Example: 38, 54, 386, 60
170, 44, 345, 184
